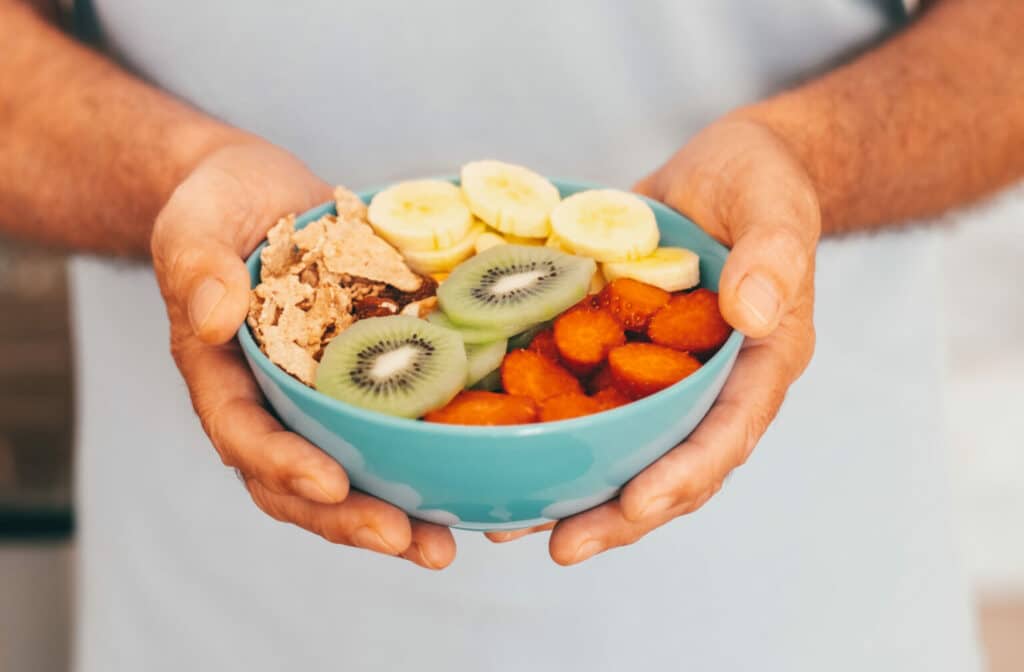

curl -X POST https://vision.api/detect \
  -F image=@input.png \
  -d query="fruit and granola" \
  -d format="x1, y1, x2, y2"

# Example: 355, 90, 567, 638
247, 160, 731, 424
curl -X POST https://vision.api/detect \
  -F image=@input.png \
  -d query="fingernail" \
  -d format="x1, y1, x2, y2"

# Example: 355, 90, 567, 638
188, 277, 226, 333
737, 272, 780, 328
289, 476, 342, 504
353, 526, 399, 555
634, 495, 674, 520
571, 539, 604, 564
406, 542, 438, 570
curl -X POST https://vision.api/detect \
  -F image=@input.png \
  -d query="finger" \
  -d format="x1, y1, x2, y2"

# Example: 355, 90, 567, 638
714, 168, 820, 338
246, 483, 413, 557
161, 238, 254, 345
177, 337, 349, 504
617, 311, 813, 524
631, 173, 658, 199
485, 522, 556, 543
548, 499, 692, 566
401, 521, 457, 570
151, 156, 332, 345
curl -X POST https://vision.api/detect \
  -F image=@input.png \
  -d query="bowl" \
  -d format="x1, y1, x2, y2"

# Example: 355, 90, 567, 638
238, 178, 743, 530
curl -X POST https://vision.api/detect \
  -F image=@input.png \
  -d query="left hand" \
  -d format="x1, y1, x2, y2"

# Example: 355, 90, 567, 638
487, 118, 819, 564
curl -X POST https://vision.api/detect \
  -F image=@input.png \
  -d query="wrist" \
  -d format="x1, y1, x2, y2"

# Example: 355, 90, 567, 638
728, 93, 853, 236
165, 118, 259, 204
148, 118, 261, 250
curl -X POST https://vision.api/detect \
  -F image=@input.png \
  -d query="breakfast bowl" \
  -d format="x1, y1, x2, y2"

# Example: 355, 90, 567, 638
238, 178, 743, 530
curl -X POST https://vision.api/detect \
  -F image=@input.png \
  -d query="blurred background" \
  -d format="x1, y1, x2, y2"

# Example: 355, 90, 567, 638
0, 188, 1022, 670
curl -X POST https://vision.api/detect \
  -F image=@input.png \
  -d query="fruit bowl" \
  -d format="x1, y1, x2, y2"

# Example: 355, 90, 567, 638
238, 179, 743, 530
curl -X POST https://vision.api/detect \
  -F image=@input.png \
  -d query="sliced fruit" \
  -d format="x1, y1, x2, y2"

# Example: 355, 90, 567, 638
589, 268, 607, 294
474, 230, 507, 255
424, 390, 538, 425
400, 222, 484, 274
431, 272, 450, 285
437, 245, 595, 332
602, 247, 700, 292
545, 233, 573, 254
647, 289, 732, 354
460, 160, 560, 238
568, 293, 602, 313
426, 310, 516, 345
597, 278, 671, 331
607, 343, 701, 398
315, 315, 467, 418
506, 321, 550, 351
526, 328, 561, 364
549, 189, 659, 262
501, 349, 582, 403
465, 338, 508, 388
367, 179, 473, 252
505, 233, 546, 246
553, 307, 626, 373
592, 386, 631, 410
539, 393, 604, 422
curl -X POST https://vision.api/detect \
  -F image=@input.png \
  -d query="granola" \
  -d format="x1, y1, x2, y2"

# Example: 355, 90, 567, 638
247, 186, 433, 386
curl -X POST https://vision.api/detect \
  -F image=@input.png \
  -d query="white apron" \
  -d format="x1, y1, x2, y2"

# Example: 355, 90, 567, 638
71, 2, 980, 669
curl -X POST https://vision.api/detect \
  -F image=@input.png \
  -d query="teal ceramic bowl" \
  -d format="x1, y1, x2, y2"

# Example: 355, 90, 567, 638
238, 178, 743, 530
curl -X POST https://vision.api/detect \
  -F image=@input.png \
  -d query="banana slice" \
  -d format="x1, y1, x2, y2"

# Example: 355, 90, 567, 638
550, 189, 659, 262
460, 160, 560, 238
545, 233, 573, 254
504, 233, 546, 246
589, 268, 607, 294
474, 231, 507, 255
368, 180, 473, 252
401, 223, 485, 274
602, 247, 700, 292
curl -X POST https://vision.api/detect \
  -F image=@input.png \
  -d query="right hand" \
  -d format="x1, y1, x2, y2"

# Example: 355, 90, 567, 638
150, 142, 456, 569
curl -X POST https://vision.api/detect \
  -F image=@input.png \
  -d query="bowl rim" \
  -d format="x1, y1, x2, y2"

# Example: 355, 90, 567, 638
237, 177, 743, 437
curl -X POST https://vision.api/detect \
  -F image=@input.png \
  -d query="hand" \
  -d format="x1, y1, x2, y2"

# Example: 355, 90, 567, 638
488, 118, 819, 564
150, 142, 455, 569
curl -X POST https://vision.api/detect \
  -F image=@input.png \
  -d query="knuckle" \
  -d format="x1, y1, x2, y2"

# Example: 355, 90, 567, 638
165, 244, 206, 299
247, 483, 284, 522
198, 399, 237, 466
317, 520, 349, 545
674, 478, 704, 506
768, 227, 811, 280
796, 324, 817, 375
742, 401, 779, 461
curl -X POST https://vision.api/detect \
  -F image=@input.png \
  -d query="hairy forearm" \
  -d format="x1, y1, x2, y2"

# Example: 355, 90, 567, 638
0, 1, 250, 255
740, 0, 1024, 235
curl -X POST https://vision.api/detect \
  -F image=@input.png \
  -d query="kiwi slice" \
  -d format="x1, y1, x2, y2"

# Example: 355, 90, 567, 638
315, 315, 467, 418
438, 245, 596, 331
426, 310, 519, 345
464, 339, 508, 388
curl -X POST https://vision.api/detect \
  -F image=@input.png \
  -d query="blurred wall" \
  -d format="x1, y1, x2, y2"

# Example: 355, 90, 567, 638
942, 185, 1024, 596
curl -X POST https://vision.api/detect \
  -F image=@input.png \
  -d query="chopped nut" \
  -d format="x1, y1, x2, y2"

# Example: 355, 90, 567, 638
353, 296, 401, 320
399, 296, 439, 318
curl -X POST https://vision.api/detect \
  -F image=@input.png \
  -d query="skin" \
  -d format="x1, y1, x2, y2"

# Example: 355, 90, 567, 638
1, 0, 1022, 569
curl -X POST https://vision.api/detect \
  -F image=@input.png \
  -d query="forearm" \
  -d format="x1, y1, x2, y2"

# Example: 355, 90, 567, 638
0, 1, 251, 256
739, 0, 1023, 235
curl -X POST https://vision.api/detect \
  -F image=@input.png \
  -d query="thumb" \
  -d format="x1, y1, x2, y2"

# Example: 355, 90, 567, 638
716, 180, 820, 338
152, 147, 333, 345
154, 229, 254, 345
